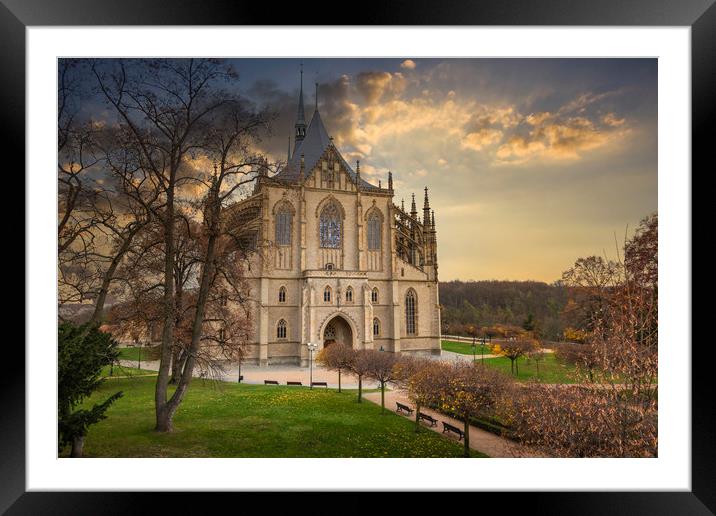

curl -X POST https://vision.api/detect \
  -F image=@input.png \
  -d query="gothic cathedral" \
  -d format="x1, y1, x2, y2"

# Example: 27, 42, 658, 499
225, 72, 441, 366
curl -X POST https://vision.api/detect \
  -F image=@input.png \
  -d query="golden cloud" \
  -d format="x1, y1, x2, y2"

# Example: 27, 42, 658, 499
400, 59, 417, 70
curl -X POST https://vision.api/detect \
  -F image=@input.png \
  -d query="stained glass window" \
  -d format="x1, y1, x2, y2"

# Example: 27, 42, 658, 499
367, 213, 381, 250
277, 319, 287, 339
320, 203, 341, 248
275, 209, 292, 245
405, 289, 417, 335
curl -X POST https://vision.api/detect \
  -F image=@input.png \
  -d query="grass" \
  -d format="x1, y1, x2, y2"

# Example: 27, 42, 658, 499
117, 345, 161, 362
101, 364, 158, 378
441, 340, 493, 356
65, 376, 487, 458
481, 353, 579, 384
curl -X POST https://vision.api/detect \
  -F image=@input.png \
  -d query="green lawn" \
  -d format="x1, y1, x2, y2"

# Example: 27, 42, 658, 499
117, 346, 161, 362
65, 376, 487, 458
481, 353, 579, 384
101, 364, 158, 377
441, 340, 493, 356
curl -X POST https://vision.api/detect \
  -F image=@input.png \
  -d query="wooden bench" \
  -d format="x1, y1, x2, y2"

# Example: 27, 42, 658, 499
287, 381, 302, 386
264, 380, 279, 385
396, 402, 414, 416
442, 421, 465, 440
311, 381, 328, 388
418, 412, 438, 427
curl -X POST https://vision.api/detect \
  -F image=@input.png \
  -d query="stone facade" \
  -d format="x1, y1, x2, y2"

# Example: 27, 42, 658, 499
223, 81, 441, 366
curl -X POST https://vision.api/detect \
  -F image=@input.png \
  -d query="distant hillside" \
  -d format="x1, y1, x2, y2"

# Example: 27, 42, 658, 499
439, 280, 568, 341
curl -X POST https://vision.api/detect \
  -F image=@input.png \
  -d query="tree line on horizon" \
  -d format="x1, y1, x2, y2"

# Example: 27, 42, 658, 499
439, 279, 569, 341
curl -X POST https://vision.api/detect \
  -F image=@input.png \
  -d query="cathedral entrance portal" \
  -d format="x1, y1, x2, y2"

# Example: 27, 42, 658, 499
322, 315, 353, 349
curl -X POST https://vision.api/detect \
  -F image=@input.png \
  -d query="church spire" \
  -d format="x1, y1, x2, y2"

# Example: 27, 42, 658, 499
423, 187, 431, 226
294, 64, 306, 152
410, 193, 417, 218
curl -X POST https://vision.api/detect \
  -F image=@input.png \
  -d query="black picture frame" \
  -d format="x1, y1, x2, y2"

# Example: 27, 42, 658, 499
5, 0, 708, 513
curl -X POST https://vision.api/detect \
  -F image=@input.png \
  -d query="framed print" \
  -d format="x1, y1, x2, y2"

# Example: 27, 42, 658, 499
5, 0, 709, 513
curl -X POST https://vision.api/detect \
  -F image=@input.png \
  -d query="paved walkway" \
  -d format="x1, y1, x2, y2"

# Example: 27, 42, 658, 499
363, 389, 546, 458
117, 359, 381, 389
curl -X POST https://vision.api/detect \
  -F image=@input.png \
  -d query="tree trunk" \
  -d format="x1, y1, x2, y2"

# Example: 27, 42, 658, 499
70, 435, 85, 458
338, 369, 341, 393
463, 416, 470, 458
415, 403, 421, 433
160, 189, 220, 432
88, 225, 142, 326
155, 178, 176, 432
357, 376, 362, 403
380, 382, 385, 413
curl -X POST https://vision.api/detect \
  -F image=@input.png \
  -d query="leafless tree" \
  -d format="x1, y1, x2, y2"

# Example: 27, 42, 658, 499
364, 350, 399, 413
317, 343, 355, 393
348, 350, 373, 403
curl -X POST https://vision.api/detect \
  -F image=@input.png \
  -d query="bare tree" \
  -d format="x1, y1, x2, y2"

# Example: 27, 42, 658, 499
364, 350, 399, 413
495, 338, 538, 376
393, 356, 436, 433
433, 362, 510, 457
91, 58, 258, 432
348, 350, 373, 403
317, 343, 355, 393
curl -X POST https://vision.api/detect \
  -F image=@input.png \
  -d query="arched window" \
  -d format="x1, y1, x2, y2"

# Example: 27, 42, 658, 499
405, 289, 417, 336
275, 208, 292, 245
324, 286, 332, 303
319, 203, 342, 248
371, 288, 379, 304
345, 286, 353, 303
367, 212, 382, 250
373, 318, 381, 337
278, 286, 286, 303
277, 319, 287, 339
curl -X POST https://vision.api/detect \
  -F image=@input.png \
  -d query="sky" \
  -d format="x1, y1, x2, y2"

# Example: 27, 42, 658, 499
69, 58, 658, 283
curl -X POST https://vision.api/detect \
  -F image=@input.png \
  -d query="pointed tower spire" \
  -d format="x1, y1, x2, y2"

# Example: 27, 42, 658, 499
410, 193, 417, 218
355, 160, 361, 189
388, 171, 393, 192
423, 187, 431, 227
294, 64, 306, 152
432, 209, 436, 230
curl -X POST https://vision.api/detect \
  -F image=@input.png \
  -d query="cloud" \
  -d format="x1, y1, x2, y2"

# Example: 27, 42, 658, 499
355, 71, 407, 105
400, 59, 417, 70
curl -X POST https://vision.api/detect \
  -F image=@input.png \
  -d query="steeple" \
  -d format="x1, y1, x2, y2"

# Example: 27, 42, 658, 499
388, 171, 393, 192
410, 193, 417, 218
294, 64, 306, 152
423, 187, 431, 226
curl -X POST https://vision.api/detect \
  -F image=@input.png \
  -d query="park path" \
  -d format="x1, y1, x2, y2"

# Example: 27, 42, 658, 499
117, 359, 380, 389
362, 389, 546, 458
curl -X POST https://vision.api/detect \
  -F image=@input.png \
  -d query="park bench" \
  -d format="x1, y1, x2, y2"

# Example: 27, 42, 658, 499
287, 381, 302, 386
418, 412, 438, 427
311, 381, 328, 388
396, 402, 414, 416
264, 380, 279, 385
442, 421, 465, 441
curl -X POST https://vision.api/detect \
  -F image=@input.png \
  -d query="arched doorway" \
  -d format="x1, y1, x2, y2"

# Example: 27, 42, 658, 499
322, 315, 353, 349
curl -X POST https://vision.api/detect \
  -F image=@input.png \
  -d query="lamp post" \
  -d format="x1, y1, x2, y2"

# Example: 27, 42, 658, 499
471, 335, 477, 363
307, 342, 318, 389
